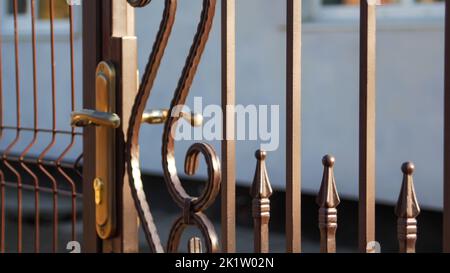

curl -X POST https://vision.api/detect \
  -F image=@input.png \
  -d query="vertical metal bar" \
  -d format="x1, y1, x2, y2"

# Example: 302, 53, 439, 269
0, 7, 2, 133
1, 0, 25, 253
74, 153, 83, 178
56, 4, 77, 243
221, 0, 236, 253
444, 0, 450, 254
13, 0, 22, 253
0, 0, 5, 253
251, 150, 272, 253
68, 4, 77, 243
18, 0, 40, 253
37, 0, 59, 253
107, 38, 140, 253
395, 162, 420, 253
12, 0, 21, 135
359, 0, 377, 253
0, 170, 4, 253
286, 0, 301, 253
82, 0, 102, 253
103, 0, 139, 253
316, 155, 340, 253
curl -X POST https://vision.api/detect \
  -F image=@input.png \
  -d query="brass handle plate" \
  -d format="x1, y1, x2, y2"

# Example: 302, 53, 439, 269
71, 61, 118, 240
93, 61, 117, 239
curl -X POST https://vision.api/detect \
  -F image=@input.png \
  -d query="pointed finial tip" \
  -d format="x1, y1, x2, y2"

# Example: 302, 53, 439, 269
255, 149, 267, 161
401, 162, 415, 175
322, 154, 335, 167
188, 237, 203, 253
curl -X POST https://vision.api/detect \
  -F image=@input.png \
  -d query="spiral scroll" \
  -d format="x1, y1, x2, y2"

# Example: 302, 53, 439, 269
125, 0, 220, 253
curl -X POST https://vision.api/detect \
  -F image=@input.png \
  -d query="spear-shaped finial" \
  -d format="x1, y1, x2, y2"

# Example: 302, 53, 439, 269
316, 154, 340, 253
395, 162, 420, 253
188, 237, 203, 253
250, 150, 273, 253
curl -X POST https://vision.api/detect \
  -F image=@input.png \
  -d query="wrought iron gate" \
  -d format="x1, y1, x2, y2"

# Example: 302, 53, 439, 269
1, 0, 450, 253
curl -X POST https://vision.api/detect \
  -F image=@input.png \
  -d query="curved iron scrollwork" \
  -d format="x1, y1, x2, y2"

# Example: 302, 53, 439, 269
125, 0, 220, 253
127, 0, 153, 7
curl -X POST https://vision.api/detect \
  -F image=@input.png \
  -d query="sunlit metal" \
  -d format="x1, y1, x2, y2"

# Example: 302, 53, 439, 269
395, 162, 420, 253
316, 155, 340, 253
251, 150, 272, 253
142, 109, 203, 127
71, 110, 121, 128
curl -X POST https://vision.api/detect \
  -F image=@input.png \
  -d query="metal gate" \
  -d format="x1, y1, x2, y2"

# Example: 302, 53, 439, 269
0, 0, 81, 253
1, 0, 450, 253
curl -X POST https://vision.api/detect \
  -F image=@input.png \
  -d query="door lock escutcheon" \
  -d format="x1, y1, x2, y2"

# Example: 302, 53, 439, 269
71, 61, 118, 240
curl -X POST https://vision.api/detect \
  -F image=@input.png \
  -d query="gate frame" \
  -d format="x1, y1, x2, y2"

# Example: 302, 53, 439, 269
82, 0, 139, 253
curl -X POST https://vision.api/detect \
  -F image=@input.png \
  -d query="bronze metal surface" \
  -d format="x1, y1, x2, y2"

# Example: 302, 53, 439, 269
316, 155, 340, 253
286, 0, 302, 253
395, 162, 420, 253
221, 0, 236, 253
0, 0, 82, 253
251, 150, 273, 253
72, 61, 118, 240
359, 0, 377, 253
444, 0, 450, 253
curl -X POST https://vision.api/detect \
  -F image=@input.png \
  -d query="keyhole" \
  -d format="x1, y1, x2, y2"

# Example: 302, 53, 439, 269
94, 178, 104, 205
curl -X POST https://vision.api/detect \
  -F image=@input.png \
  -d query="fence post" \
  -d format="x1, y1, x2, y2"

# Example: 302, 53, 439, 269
316, 155, 340, 253
286, 0, 302, 253
221, 0, 236, 253
359, 0, 377, 253
395, 162, 420, 253
443, 0, 450, 253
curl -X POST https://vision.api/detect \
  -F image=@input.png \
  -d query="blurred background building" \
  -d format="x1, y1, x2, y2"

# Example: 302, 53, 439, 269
0, 0, 447, 252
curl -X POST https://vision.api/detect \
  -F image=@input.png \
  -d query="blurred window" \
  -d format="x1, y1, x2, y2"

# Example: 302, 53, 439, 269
315, 0, 444, 20
6, 0, 70, 20
322, 0, 443, 6
1, 0, 75, 36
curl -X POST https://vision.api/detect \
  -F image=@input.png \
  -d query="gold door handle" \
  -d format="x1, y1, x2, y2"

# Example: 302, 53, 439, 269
141, 109, 169, 125
142, 109, 203, 127
71, 109, 121, 128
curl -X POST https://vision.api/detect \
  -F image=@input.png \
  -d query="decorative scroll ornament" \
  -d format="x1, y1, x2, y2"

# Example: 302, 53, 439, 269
125, 0, 220, 253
